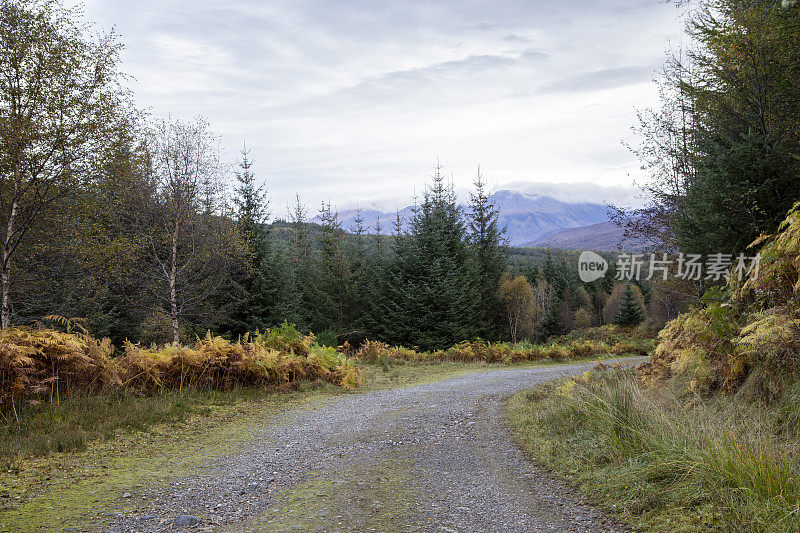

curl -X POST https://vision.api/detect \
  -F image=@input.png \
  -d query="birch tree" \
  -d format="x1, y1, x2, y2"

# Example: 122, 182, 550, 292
498, 273, 537, 344
147, 118, 241, 345
0, 0, 123, 327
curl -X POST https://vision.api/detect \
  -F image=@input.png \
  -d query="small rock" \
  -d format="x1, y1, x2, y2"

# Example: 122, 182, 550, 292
122, 492, 132, 498
174, 515, 201, 527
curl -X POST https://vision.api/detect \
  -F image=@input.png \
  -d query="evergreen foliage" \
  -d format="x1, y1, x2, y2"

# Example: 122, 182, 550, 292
614, 285, 644, 327
467, 167, 507, 338
381, 164, 480, 350
619, 0, 800, 255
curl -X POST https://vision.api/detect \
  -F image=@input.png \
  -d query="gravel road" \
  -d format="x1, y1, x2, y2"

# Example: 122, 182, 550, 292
107, 361, 637, 532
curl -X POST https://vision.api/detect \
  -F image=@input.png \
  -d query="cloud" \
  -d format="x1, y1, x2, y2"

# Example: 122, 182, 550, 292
77, 0, 684, 213
503, 34, 533, 43
496, 181, 646, 208
538, 65, 656, 94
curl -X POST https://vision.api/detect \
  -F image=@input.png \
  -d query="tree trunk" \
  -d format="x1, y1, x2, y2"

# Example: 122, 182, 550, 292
169, 220, 180, 345
1, 198, 18, 329
1, 257, 11, 330
170, 273, 179, 345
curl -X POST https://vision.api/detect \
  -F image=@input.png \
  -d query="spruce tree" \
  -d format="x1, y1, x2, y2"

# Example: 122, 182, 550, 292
467, 166, 507, 339
288, 195, 324, 331
346, 209, 370, 333
317, 200, 352, 332
233, 145, 269, 255
361, 214, 390, 340
614, 284, 644, 326
381, 163, 480, 350
251, 238, 297, 330
227, 145, 272, 334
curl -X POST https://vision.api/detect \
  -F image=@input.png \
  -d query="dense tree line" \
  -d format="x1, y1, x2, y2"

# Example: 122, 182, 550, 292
0, 0, 694, 351
0, 0, 512, 349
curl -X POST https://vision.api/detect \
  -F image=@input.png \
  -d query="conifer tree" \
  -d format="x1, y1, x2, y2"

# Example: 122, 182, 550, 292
233, 145, 269, 256
381, 163, 480, 350
226, 145, 272, 334
345, 209, 370, 333
317, 200, 351, 332
467, 166, 507, 338
360, 214, 390, 340
614, 284, 644, 326
288, 195, 321, 330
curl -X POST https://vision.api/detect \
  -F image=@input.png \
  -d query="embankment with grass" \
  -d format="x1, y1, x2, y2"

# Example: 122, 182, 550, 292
508, 201, 800, 532
508, 366, 800, 531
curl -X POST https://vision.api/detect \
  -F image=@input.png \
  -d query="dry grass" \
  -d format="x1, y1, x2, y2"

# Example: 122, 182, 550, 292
354, 331, 652, 366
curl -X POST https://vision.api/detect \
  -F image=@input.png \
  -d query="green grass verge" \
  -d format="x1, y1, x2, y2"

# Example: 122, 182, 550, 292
506, 366, 800, 532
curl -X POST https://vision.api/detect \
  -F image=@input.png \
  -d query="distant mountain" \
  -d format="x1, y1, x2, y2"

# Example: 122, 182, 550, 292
528, 220, 648, 251
489, 190, 610, 246
312, 188, 617, 247
327, 206, 416, 234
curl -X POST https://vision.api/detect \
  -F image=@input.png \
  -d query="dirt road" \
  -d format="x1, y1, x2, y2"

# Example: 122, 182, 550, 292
102, 361, 635, 532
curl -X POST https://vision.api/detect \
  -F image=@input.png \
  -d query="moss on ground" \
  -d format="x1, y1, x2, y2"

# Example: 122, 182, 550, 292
0, 393, 334, 531
235, 452, 424, 532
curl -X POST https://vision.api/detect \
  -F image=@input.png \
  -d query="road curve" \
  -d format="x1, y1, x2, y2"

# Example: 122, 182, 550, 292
109, 361, 637, 532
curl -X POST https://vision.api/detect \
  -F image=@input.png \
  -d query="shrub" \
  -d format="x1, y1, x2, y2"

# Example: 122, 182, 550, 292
737, 201, 800, 309
647, 202, 800, 398
355, 340, 391, 363
353, 334, 645, 366
117, 332, 360, 393
314, 328, 339, 348
736, 312, 800, 401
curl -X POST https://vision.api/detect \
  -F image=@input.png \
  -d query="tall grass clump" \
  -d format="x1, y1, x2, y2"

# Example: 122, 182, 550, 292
510, 367, 800, 531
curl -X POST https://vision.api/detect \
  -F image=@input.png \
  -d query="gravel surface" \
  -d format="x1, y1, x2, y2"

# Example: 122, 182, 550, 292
106, 361, 639, 532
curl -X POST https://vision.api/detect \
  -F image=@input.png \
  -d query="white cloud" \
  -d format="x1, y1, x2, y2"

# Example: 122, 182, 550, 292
495, 181, 645, 208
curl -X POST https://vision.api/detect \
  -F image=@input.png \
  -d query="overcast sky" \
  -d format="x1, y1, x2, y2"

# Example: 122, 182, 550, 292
76, 0, 685, 215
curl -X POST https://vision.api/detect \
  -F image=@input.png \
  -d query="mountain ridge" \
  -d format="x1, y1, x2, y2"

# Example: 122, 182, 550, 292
311, 189, 614, 246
